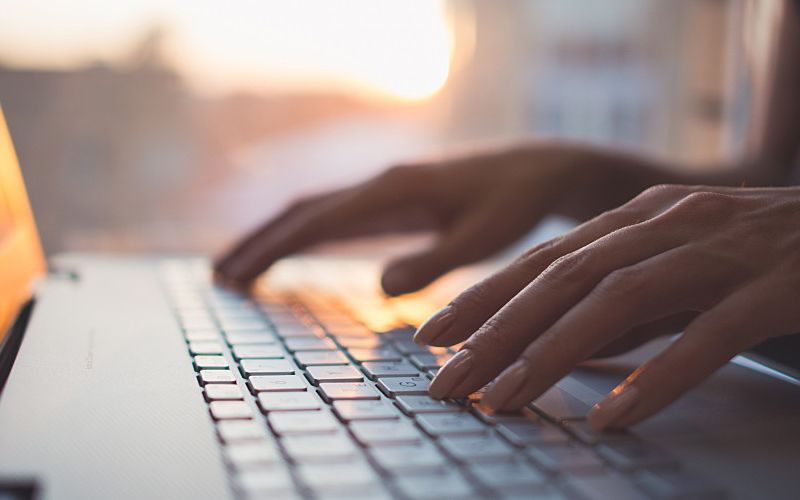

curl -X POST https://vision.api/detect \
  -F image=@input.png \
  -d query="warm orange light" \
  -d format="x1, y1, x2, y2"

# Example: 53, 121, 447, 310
167, 1, 455, 102
1, 1, 455, 103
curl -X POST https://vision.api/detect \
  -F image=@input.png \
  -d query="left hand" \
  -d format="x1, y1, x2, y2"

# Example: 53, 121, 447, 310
415, 185, 800, 429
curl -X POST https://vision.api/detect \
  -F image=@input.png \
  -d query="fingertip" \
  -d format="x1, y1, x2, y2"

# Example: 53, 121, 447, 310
380, 265, 423, 297
587, 385, 640, 430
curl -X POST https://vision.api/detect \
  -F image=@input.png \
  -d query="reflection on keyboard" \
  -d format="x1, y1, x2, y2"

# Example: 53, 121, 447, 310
161, 260, 725, 500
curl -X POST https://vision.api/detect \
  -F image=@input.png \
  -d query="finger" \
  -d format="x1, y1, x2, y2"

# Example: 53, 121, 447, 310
381, 189, 548, 296
414, 197, 665, 347
216, 166, 436, 285
214, 189, 343, 282
428, 216, 695, 400
590, 311, 698, 359
482, 243, 744, 410
587, 273, 798, 430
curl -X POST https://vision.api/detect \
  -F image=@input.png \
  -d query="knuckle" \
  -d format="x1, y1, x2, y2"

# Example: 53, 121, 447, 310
517, 237, 563, 271
452, 281, 493, 312
636, 183, 687, 202
595, 266, 647, 300
676, 191, 735, 214
540, 249, 593, 284
380, 163, 425, 184
464, 316, 519, 355
286, 195, 317, 213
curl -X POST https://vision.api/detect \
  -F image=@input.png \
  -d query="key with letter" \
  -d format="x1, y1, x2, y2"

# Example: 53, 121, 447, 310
376, 377, 430, 397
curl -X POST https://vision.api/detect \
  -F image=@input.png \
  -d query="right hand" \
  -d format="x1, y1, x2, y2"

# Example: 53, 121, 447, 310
214, 142, 672, 295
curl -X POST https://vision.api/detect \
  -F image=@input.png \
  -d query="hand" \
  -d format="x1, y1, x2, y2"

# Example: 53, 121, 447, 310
215, 142, 672, 295
418, 185, 800, 429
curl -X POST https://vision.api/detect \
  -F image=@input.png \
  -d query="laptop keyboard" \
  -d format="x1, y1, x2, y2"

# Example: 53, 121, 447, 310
160, 260, 725, 500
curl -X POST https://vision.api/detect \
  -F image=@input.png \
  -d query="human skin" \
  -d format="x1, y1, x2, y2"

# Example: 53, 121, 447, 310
415, 183, 800, 429
214, 142, 798, 429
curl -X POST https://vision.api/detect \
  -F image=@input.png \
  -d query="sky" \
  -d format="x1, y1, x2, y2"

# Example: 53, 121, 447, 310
0, 0, 454, 101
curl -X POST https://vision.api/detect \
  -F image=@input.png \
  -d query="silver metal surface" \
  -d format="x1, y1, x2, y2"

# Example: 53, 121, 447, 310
0, 254, 232, 500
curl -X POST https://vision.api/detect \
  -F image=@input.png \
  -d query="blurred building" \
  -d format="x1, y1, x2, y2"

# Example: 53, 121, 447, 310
445, 0, 733, 164
0, 1, 748, 255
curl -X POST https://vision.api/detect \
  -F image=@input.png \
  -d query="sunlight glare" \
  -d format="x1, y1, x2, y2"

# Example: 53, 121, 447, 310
168, 1, 454, 102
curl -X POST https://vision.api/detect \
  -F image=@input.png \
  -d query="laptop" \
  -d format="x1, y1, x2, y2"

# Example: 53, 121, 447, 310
0, 106, 799, 500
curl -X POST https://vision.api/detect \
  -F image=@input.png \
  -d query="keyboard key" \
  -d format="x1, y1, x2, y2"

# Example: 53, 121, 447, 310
307, 365, 364, 384
349, 420, 422, 446
282, 433, 359, 463
391, 339, 429, 355
240, 359, 295, 376
362, 361, 419, 379
217, 420, 265, 442
562, 420, 634, 445
563, 474, 649, 500
199, 369, 236, 384
189, 341, 224, 355
417, 413, 486, 437
226, 331, 278, 345
409, 352, 450, 370
376, 376, 430, 397
440, 434, 516, 463
369, 443, 447, 473
532, 385, 592, 420
634, 469, 726, 500
495, 414, 571, 446
285, 337, 337, 352
596, 441, 678, 471
269, 411, 340, 435
295, 351, 349, 367
184, 329, 220, 342
526, 445, 605, 474
194, 355, 229, 369
259, 392, 321, 412
333, 336, 388, 349
235, 467, 296, 496
320, 382, 380, 401
209, 401, 253, 420
332, 400, 399, 422
297, 462, 380, 493
205, 383, 244, 401
396, 395, 462, 414
220, 319, 270, 332
274, 323, 327, 338
225, 441, 282, 469
250, 374, 307, 392
394, 470, 476, 499
468, 460, 547, 491
348, 348, 402, 363
232, 344, 284, 360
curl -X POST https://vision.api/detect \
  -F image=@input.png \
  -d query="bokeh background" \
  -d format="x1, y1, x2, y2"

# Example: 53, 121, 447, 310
0, 0, 760, 256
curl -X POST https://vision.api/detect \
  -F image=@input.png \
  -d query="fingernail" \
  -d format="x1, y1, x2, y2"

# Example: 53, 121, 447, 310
588, 384, 640, 430
414, 306, 455, 345
429, 350, 472, 398
482, 361, 529, 410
